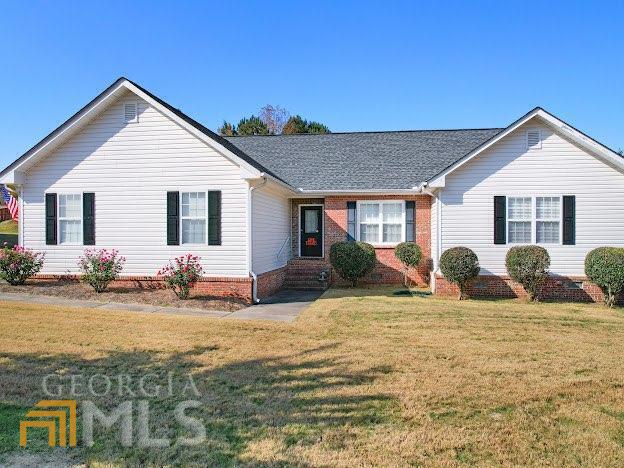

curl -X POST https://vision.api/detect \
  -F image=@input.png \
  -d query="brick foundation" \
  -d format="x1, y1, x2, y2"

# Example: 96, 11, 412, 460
256, 266, 287, 299
434, 274, 620, 304
32, 274, 254, 303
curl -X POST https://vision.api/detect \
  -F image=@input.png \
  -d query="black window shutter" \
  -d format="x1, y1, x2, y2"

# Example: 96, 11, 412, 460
167, 191, 180, 246
346, 201, 356, 241
83, 193, 95, 245
45, 193, 57, 245
494, 196, 506, 245
405, 201, 415, 242
208, 191, 222, 246
563, 196, 576, 245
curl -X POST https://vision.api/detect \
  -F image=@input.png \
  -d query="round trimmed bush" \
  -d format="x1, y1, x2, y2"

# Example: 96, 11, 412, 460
439, 247, 480, 300
585, 247, 624, 307
394, 242, 422, 287
329, 241, 376, 287
505, 245, 550, 301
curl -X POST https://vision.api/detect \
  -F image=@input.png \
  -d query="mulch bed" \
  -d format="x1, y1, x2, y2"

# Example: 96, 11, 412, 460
0, 279, 247, 312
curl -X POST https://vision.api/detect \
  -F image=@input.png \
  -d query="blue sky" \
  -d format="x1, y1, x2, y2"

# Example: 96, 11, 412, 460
0, 0, 622, 169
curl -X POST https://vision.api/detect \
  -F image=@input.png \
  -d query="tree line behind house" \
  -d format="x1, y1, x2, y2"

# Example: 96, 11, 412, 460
219, 104, 330, 136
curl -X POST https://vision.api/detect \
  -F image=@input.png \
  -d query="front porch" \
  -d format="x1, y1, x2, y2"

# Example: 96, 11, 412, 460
282, 195, 433, 290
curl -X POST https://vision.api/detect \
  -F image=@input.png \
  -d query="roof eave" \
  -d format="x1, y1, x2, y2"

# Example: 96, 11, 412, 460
293, 187, 423, 196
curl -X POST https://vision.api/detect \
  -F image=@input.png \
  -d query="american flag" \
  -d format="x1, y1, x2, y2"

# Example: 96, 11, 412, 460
1, 185, 18, 222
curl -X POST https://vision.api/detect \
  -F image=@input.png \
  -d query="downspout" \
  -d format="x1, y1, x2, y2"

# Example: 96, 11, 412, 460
248, 175, 267, 304
418, 182, 442, 291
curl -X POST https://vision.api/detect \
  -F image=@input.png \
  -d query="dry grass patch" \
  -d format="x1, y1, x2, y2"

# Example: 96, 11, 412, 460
0, 279, 246, 311
0, 288, 623, 465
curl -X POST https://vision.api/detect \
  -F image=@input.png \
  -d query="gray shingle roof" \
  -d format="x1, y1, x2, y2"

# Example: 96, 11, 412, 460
225, 129, 503, 191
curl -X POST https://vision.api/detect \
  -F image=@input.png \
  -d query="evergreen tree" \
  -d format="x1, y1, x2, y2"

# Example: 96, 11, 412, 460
219, 108, 330, 135
306, 121, 330, 134
218, 121, 237, 136
283, 115, 331, 134
236, 115, 270, 135
282, 115, 308, 134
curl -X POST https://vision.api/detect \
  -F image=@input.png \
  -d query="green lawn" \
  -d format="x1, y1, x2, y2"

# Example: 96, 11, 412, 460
0, 220, 17, 234
0, 288, 623, 466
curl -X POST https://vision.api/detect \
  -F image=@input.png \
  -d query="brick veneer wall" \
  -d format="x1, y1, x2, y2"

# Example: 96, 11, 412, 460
32, 274, 253, 303
434, 274, 621, 304
256, 266, 287, 299
289, 195, 432, 288
317, 195, 432, 286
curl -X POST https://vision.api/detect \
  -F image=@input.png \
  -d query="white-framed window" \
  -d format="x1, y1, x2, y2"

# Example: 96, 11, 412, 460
536, 196, 561, 244
357, 201, 405, 245
507, 197, 532, 244
507, 196, 562, 245
58, 193, 82, 245
181, 192, 207, 244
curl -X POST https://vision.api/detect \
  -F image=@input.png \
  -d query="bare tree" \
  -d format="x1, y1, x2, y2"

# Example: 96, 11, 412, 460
259, 105, 290, 135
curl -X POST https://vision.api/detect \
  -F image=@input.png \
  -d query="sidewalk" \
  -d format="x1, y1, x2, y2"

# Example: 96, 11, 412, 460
0, 289, 322, 322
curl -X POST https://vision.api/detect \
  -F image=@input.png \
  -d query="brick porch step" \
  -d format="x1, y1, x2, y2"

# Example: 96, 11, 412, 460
283, 258, 330, 291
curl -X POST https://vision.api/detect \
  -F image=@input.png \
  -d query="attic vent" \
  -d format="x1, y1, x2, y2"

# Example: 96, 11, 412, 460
124, 102, 138, 123
527, 130, 541, 149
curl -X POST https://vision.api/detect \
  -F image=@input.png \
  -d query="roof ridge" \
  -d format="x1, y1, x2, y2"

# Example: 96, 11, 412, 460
225, 127, 505, 138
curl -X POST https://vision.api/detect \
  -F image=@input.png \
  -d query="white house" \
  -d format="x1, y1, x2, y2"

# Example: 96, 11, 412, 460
1, 78, 623, 303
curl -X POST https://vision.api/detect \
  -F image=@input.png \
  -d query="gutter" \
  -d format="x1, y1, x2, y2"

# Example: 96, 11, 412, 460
296, 187, 424, 196
247, 175, 268, 304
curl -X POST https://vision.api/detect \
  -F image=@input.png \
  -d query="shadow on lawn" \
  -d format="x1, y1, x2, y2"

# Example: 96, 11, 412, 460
323, 285, 432, 300
0, 344, 396, 465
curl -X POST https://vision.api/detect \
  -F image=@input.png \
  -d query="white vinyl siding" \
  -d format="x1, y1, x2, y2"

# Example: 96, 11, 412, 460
439, 120, 624, 276
21, 89, 249, 277
251, 182, 291, 274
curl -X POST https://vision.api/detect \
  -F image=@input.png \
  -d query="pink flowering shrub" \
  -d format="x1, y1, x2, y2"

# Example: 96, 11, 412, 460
78, 249, 126, 293
157, 254, 203, 299
0, 244, 45, 285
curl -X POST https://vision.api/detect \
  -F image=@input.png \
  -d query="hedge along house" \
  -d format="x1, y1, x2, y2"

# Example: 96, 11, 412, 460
1, 78, 624, 303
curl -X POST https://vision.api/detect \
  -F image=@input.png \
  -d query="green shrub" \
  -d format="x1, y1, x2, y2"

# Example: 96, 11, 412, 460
439, 247, 480, 300
394, 242, 422, 287
329, 241, 376, 287
585, 247, 624, 307
0, 244, 45, 285
505, 245, 550, 301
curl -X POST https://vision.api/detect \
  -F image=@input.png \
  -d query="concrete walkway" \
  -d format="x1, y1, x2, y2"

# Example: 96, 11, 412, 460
0, 289, 323, 322
228, 289, 324, 322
